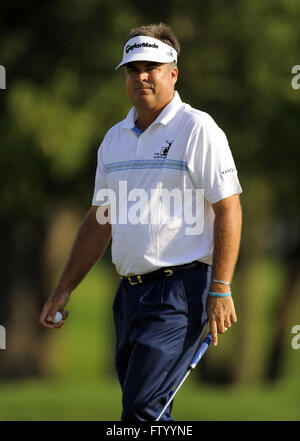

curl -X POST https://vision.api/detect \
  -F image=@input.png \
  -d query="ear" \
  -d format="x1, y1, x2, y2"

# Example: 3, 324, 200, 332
170, 66, 178, 85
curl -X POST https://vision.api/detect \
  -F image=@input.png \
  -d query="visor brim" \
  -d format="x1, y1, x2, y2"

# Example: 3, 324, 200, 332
115, 53, 176, 70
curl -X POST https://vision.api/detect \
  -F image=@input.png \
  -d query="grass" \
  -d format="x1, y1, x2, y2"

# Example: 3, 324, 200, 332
0, 376, 299, 421
0, 377, 121, 421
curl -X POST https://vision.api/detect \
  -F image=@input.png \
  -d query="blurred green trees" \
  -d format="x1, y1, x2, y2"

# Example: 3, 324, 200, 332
0, 0, 299, 385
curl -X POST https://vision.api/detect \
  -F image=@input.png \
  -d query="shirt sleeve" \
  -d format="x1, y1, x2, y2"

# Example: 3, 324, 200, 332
190, 119, 242, 204
91, 140, 109, 206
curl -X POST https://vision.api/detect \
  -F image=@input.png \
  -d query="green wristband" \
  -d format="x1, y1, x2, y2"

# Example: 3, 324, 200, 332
208, 291, 232, 298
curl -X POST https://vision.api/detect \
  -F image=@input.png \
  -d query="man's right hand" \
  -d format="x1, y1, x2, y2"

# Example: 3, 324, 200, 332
39, 206, 112, 330
39, 291, 70, 329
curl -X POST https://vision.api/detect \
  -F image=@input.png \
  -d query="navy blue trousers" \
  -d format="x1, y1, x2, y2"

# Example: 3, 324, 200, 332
112, 264, 210, 421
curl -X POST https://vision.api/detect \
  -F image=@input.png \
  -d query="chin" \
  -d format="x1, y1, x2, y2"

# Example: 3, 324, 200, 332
134, 95, 155, 106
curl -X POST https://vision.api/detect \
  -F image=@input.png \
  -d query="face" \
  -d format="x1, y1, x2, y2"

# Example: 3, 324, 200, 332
125, 61, 178, 112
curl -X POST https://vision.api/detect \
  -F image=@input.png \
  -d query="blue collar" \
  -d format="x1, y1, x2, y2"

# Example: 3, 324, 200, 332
131, 125, 143, 137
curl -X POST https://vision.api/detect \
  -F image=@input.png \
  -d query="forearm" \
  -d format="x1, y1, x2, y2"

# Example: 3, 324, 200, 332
55, 206, 111, 295
210, 195, 242, 292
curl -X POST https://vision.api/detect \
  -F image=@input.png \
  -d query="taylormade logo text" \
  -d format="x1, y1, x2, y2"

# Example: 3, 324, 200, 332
96, 181, 204, 235
125, 42, 159, 54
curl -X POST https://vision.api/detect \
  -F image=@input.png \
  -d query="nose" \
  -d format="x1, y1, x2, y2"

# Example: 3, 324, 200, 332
135, 69, 149, 82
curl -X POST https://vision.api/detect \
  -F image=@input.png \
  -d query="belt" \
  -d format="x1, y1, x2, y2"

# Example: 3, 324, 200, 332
122, 261, 207, 286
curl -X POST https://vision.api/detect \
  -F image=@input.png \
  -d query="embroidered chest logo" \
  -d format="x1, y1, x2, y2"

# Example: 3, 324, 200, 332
153, 140, 174, 159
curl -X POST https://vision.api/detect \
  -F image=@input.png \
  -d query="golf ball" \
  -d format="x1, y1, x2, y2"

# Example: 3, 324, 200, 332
52, 311, 62, 324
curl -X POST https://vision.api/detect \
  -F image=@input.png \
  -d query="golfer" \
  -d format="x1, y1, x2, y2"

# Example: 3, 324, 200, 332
40, 23, 242, 421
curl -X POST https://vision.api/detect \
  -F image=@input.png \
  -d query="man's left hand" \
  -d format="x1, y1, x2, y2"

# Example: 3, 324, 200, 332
206, 295, 237, 346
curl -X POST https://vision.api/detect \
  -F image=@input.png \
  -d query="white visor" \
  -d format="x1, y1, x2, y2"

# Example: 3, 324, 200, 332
115, 35, 177, 70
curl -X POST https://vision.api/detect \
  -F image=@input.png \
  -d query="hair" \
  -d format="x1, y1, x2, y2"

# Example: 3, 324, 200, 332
125, 23, 181, 67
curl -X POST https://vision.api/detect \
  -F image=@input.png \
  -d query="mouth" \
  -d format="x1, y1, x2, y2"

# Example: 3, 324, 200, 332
134, 85, 153, 91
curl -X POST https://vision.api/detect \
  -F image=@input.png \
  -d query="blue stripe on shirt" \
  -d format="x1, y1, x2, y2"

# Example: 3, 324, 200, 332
104, 159, 188, 173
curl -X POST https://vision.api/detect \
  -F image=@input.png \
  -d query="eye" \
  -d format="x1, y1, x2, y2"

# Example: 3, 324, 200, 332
126, 65, 138, 73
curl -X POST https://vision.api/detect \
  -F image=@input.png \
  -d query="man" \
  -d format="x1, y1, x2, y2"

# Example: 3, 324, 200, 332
40, 23, 242, 421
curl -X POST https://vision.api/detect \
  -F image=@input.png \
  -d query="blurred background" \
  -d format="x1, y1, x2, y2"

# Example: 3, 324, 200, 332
0, 0, 299, 421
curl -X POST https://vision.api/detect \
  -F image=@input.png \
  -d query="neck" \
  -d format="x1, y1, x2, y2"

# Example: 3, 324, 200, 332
135, 108, 162, 132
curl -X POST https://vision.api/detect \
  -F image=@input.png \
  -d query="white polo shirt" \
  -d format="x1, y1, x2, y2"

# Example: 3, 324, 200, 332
92, 91, 242, 276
